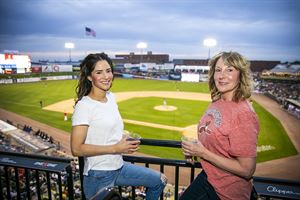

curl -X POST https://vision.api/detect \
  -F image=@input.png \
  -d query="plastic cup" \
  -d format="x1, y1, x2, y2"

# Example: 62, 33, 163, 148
125, 132, 141, 141
181, 136, 198, 161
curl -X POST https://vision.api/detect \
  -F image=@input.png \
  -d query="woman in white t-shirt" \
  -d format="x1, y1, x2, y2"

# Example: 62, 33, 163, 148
71, 53, 167, 200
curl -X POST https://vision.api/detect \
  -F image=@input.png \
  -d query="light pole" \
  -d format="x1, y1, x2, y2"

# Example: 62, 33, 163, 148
136, 42, 148, 64
203, 38, 217, 59
64, 42, 74, 62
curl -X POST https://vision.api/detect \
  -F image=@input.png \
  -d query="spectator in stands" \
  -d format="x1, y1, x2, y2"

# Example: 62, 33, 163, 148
71, 53, 167, 200
181, 51, 259, 200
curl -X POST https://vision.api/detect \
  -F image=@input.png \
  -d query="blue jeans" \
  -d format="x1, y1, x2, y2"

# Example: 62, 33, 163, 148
179, 170, 220, 200
83, 162, 167, 200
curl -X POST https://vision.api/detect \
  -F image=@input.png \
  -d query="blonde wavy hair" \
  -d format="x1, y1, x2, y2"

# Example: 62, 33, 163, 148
208, 51, 253, 102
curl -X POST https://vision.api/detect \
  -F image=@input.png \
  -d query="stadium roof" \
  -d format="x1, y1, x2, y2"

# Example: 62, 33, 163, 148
271, 64, 300, 73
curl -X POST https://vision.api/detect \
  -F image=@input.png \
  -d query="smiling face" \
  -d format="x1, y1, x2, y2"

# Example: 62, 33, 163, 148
214, 57, 240, 101
88, 60, 113, 93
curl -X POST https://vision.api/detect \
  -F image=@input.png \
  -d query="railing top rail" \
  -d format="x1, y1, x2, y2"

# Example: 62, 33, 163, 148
0, 150, 73, 172
140, 138, 181, 148
253, 176, 300, 185
0, 150, 73, 163
123, 155, 201, 168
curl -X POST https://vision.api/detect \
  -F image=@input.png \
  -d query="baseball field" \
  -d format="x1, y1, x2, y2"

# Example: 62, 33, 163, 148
0, 78, 297, 162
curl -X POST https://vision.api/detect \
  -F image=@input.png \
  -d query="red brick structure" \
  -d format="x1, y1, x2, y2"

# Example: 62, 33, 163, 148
113, 52, 280, 72
114, 51, 169, 64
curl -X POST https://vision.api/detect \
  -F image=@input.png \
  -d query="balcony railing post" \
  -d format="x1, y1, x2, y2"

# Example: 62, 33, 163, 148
58, 173, 63, 200
78, 157, 86, 200
46, 171, 52, 200
190, 166, 195, 183
66, 165, 74, 200
160, 164, 164, 200
14, 166, 21, 200
0, 168, 3, 198
36, 169, 42, 200
25, 168, 31, 199
4, 166, 11, 200
175, 166, 179, 200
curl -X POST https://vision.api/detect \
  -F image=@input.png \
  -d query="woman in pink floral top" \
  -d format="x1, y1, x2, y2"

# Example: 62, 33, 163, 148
180, 51, 259, 200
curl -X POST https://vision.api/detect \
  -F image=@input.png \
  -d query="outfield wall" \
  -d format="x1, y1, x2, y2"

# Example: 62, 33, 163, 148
0, 75, 74, 84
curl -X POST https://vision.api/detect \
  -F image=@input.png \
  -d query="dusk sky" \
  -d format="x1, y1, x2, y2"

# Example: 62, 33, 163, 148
0, 0, 299, 62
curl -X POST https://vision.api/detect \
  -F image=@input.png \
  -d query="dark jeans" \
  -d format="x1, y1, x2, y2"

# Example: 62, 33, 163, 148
179, 170, 220, 200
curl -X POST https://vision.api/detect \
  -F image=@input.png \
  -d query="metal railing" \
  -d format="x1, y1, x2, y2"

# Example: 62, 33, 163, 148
1, 139, 300, 200
79, 138, 300, 200
0, 150, 74, 200
124, 139, 300, 200
123, 138, 201, 200
78, 138, 200, 200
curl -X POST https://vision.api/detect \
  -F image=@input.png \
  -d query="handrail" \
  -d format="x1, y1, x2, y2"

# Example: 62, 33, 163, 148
124, 139, 300, 200
0, 150, 72, 163
140, 138, 182, 148
123, 155, 201, 168
125, 138, 201, 200
1, 140, 300, 200
0, 150, 74, 200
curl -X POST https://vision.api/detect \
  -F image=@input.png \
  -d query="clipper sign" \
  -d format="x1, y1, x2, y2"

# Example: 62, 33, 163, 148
254, 180, 300, 199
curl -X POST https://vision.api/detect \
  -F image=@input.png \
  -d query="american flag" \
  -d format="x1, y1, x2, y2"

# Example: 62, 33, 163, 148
85, 27, 96, 37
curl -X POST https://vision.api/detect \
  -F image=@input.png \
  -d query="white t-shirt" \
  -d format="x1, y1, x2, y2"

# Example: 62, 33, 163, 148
72, 92, 124, 175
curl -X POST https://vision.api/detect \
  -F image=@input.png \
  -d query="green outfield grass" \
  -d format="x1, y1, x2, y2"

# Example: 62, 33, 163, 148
253, 103, 297, 162
112, 78, 210, 93
0, 78, 297, 162
119, 97, 209, 127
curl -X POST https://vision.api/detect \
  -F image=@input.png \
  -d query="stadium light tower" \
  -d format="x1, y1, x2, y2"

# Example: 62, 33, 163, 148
203, 38, 217, 59
136, 42, 148, 64
64, 42, 75, 62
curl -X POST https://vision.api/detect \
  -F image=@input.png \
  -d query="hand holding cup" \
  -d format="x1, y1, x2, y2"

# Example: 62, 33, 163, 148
181, 136, 198, 163
121, 131, 141, 154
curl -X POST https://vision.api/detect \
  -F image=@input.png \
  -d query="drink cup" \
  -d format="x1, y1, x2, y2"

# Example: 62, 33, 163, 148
125, 132, 141, 141
181, 136, 198, 161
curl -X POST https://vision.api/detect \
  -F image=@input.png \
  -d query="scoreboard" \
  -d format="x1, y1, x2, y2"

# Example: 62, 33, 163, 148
0, 53, 31, 74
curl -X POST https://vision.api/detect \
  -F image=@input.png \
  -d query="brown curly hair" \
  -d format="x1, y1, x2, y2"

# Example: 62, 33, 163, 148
75, 53, 114, 104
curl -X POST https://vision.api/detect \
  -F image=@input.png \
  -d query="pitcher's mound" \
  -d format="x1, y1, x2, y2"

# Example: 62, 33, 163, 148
154, 105, 177, 111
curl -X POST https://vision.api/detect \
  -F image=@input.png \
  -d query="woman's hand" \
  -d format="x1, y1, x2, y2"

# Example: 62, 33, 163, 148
184, 135, 256, 179
181, 139, 206, 163
115, 135, 140, 154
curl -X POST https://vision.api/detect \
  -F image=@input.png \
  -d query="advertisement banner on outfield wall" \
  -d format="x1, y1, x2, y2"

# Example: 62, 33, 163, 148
181, 73, 200, 82
42, 65, 73, 72
31, 65, 42, 73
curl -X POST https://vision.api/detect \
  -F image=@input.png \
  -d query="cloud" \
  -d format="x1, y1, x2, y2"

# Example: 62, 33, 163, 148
0, 0, 299, 62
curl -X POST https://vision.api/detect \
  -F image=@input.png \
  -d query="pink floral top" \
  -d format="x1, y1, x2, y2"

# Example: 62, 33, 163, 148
199, 99, 259, 200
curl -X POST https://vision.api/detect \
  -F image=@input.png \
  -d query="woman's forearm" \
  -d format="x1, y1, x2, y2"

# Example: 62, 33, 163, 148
201, 148, 256, 179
